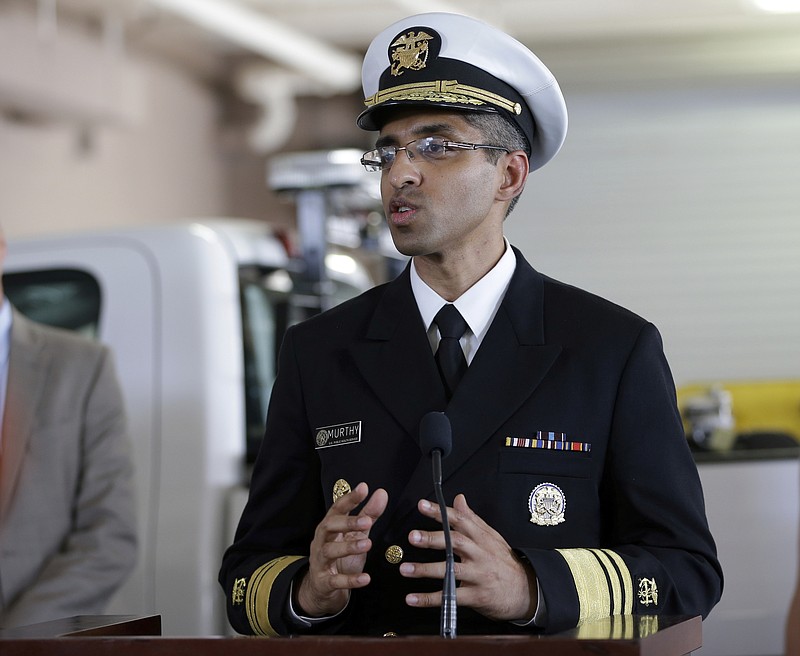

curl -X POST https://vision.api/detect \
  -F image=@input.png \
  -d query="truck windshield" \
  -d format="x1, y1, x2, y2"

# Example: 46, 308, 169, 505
239, 266, 292, 464
2, 268, 101, 337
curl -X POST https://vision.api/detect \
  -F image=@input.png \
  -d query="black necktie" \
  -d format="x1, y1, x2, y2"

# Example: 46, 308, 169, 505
434, 304, 468, 400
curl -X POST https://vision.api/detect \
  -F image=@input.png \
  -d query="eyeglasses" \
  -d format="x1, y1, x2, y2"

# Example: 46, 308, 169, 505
360, 136, 509, 172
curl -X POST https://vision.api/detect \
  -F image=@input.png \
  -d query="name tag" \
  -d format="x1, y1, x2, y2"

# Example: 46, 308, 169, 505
315, 421, 362, 449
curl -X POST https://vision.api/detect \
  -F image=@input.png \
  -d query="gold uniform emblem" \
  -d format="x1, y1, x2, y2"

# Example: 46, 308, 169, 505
638, 577, 659, 606
390, 31, 434, 76
332, 479, 351, 502
232, 577, 246, 605
385, 545, 404, 564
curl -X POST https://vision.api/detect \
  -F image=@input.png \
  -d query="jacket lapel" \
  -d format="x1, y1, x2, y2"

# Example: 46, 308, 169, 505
1, 311, 45, 521
348, 268, 448, 442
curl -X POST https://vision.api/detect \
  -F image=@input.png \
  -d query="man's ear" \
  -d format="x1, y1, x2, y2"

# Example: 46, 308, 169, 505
496, 151, 529, 202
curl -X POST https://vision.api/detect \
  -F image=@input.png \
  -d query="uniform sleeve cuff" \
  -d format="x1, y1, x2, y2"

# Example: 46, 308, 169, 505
284, 578, 349, 629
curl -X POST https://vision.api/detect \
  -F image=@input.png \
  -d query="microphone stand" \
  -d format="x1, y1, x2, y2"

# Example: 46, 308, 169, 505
432, 448, 457, 639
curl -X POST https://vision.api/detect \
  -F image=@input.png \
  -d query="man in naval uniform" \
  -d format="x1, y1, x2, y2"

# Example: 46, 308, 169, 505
219, 12, 722, 637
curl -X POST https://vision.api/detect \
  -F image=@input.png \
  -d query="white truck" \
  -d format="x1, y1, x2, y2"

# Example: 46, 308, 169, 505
3, 218, 372, 635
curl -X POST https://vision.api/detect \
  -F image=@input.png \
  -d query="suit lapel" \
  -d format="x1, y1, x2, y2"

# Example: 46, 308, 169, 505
1, 311, 46, 521
348, 268, 447, 442
393, 251, 562, 522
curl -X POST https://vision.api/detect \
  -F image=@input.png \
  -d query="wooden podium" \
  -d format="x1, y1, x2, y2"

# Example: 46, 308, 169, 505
0, 614, 701, 655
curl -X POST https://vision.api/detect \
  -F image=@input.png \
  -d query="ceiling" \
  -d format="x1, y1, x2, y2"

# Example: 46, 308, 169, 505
12, 0, 797, 152
50, 0, 800, 84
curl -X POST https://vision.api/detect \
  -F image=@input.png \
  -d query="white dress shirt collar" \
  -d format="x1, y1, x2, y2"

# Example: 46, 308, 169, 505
0, 297, 13, 449
410, 240, 516, 363
0, 298, 12, 365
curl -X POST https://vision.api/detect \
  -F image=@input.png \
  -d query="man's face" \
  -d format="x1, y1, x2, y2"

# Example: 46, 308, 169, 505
376, 109, 507, 260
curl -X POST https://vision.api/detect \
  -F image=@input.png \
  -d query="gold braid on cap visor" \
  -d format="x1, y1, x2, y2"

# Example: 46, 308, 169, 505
364, 79, 523, 116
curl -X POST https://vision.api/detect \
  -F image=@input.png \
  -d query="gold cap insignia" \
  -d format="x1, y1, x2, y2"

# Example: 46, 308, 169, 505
232, 577, 246, 605
390, 30, 434, 77
528, 482, 566, 526
638, 577, 658, 606
332, 478, 351, 502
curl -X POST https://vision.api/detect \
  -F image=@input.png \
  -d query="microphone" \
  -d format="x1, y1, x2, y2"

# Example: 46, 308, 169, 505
419, 412, 457, 639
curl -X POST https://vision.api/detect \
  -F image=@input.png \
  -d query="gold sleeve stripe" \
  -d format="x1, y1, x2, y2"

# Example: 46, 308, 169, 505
245, 555, 304, 637
557, 548, 611, 623
599, 548, 634, 615
556, 548, 633, 623
364, 79, 523, 115
593, 549, 624, 615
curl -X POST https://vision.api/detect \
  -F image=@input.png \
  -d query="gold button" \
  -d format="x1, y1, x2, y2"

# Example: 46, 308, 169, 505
383, 632, 398, 637
332, 479, 351, 502
385, 545, 404, 564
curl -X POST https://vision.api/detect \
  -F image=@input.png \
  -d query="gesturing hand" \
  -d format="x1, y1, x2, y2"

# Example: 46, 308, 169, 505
295, 482, 388, 617
399, 493, 538, 622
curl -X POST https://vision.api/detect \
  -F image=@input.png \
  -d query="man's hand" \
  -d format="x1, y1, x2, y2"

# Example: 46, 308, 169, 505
399, 493, 538, 622
295, 482, 388, 617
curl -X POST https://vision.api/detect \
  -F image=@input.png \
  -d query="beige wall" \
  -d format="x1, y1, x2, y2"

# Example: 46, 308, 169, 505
0, 5, 231, 238
1, 67, 227, 239
0, 3, 372, 241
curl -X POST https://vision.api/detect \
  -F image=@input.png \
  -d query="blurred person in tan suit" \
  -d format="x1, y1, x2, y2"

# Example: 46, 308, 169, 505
788, 516, 800, 655
0, 227, 137, 628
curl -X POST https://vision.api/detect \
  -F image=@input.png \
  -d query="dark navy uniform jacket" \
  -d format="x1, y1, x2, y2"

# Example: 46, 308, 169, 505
219, 248, 722, 636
